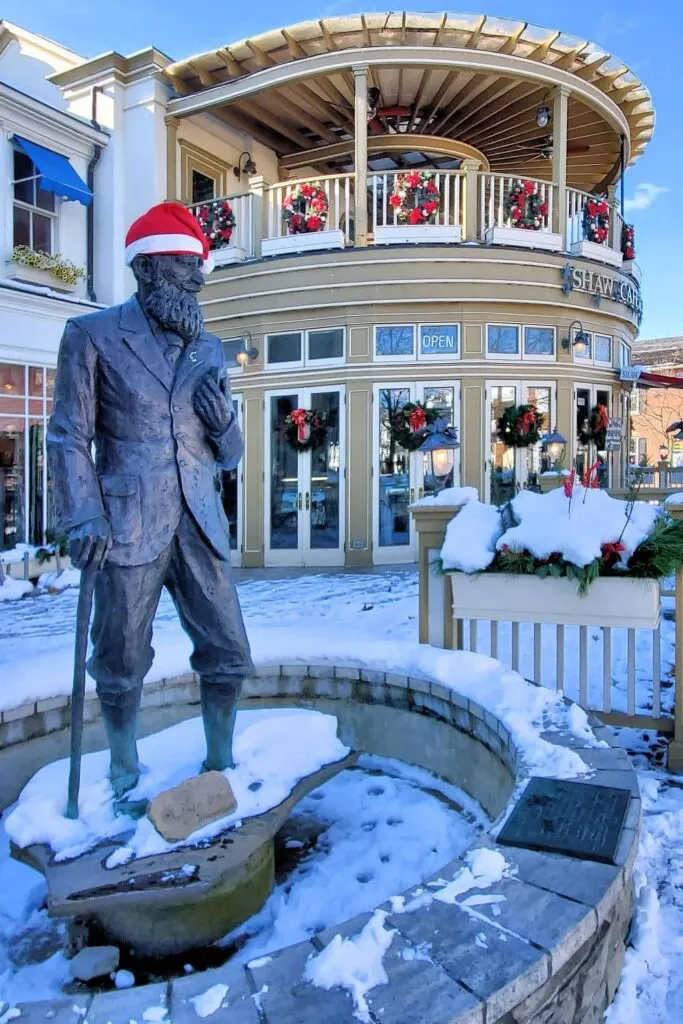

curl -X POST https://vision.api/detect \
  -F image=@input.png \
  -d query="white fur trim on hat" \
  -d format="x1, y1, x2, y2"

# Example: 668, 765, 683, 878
124, 232, 205, 264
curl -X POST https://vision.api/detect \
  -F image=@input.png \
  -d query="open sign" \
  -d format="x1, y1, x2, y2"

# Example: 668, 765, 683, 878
420, 325, 459, 356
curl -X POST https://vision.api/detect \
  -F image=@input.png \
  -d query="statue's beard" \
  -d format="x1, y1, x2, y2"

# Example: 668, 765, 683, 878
143, 277, 204, 342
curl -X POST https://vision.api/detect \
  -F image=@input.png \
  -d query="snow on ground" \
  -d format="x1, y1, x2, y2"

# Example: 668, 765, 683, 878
6, 710, 349, 862
0, 578, 33, 603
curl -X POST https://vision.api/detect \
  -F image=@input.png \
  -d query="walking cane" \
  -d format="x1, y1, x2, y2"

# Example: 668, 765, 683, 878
65, 562, 97, 820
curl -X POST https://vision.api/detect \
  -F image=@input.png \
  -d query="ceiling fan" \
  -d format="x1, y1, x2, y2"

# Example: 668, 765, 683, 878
328, 86, 412, 134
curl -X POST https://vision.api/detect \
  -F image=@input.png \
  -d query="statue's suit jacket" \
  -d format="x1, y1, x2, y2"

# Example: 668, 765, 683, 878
47, 295, 242, 567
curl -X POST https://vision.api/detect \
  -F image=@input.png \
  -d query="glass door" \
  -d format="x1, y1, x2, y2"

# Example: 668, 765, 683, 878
523, 383, 554, 490
486, 383, 520, 504
415, 382, 460, 500
373, 384, 414, 563
265, 386, 345, 566
575, 385, 611, 488
221, 394, 242, 566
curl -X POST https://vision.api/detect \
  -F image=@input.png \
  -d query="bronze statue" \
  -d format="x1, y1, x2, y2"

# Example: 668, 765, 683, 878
47, 202, 253, 804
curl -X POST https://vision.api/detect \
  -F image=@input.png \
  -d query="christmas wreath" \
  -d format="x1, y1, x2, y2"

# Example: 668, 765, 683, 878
622, 223, 636, 261
194, 199, 236, 249
388, 170, 441, 225
579, 403, 609, 449
284, 408, 327, 452
582, 196, 609, 244
497, 404, 544, 448
282, 182, 329, 235
392, 401, 438, 452
504, 179, 548, 231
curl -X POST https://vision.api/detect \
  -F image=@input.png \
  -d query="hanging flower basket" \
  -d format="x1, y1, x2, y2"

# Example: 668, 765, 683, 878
504, 180, 548, 231
622, 223, 636, 261
284, 408, 328, 452
496, 404, 544, 448
582, 196, 609, 244
579, 404, 609, 448
194, 199, 236, 249
388, 170, 441, 225
282, 182, 329, 235
392, 402, 438, 452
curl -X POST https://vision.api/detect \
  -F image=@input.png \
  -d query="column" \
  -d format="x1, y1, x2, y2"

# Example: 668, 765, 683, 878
551, 85, 570, 238
607, 183, 619, 249
0, 127, 13, 258
461, 158, 482, 241
353, 65, 368, 247
248, 175, 268, 257
669, 507, 683, 770
166, 117, 179, 200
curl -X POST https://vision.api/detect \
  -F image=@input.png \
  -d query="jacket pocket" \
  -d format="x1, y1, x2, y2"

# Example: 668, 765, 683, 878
99, 474, 142, 546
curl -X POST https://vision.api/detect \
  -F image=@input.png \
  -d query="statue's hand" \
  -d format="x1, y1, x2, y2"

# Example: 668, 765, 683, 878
69, 516, 112, 570
193, 373, 231, 435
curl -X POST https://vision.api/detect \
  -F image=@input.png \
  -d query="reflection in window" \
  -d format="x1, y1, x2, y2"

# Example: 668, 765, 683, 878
309, 329, 344, 361
378, 388, 410, 546
309, 391, 340, 550
422, 387, 456, 496
489, 385, 517, 504
376, 326, 414, 357
487, 325, 519, 356
191, 169, 216, 204
524, 327, 554, 357
595, 335, 612, 363
526, 386, 551, 488
267, 333, 302, 365
0, 418, 25, 550
269, 395, 299, 550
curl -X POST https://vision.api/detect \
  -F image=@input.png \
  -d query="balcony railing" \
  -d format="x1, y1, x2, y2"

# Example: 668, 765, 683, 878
187, 169, 635, 275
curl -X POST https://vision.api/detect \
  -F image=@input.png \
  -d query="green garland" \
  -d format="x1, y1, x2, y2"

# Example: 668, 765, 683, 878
496, 404, 544, 448
392, 401, 438, 452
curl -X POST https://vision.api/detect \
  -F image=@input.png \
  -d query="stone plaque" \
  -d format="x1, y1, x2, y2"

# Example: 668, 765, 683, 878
147, 772, 237, 842
497, 778, 630, 864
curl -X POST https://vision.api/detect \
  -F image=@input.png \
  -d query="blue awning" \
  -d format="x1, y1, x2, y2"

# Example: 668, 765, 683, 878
14, 136, 92, 206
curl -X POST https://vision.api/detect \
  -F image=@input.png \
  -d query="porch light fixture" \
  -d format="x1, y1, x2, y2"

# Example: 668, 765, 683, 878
235, 332, 259, 367
541, 428, 566, 468
659, 443, 669, 462
562, 321, 590, 355
419, 418, 460, 494
233, 152, 257, 179
536, 105, 552, 129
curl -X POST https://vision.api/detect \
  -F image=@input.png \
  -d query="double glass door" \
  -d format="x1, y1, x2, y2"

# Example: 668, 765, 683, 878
373, 381, 460, 563
486, 382, 554, 504
220, 393, 242, 565
265, 386, 344, 566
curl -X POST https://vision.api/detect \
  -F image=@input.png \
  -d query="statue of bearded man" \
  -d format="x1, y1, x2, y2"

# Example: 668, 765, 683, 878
47, 202, 253, 803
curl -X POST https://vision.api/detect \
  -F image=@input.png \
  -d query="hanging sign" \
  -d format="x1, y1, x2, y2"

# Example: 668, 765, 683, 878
561, 263, 643, 325
620, 366, 642, 382
605, 417, 623, 451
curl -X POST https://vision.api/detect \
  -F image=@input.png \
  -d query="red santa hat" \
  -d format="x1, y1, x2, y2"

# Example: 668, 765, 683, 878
124, 201, 214, 272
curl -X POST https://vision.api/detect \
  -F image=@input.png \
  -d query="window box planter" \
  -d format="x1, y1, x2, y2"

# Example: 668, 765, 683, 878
570, 240, 623, 268
485, 226, 563, 252
210, 245, 247, 268
622, 259, 641, 284
4, 262, 76, 293
262, 229, 345, 257
374, 224, 462, 245
450, 572, 660, 630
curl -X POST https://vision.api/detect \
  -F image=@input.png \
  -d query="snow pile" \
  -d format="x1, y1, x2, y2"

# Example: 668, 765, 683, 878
37, 568, 80, 593
190, 983, 229, 1018
432, 848, 508, 905
0, 543, 38, 565
441, 488, 659, 574
441, 501, 502, 572
664, 493, 683, 508
412, 486, 478, 509
0, 578, 33, 603
5, 709, 349, 862
304, 909, 396, 1023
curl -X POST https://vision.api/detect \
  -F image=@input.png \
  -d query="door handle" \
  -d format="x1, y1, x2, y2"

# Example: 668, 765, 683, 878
305, 492, 310, 510
409, 488, 415, 502
297, 492, 303, 510
419, 487, 424, 499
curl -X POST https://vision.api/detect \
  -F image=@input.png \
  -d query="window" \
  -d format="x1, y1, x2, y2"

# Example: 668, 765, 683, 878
191, 169, 216, 204
12, 149, 56, 253
375, 326, 415, 358
309, 329, 344, 362
487, 325, 519, 356
419, 325, 459, 358
594, 335, 612, 364
621, 342, 631, 367
267, 333, 303, 366
524, 327, 555, 358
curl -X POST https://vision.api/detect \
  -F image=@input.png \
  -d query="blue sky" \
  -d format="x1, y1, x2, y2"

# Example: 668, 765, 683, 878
4, 0, 678, 340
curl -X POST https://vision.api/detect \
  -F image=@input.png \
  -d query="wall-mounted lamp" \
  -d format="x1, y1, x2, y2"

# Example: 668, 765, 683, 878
541, 428, 566, 468
659, 443, 669, 462
233, 152, 257, 179
235, 332, 259, 367
418, 418, 460, 495
536, 104, 552, 129
562, 320, 590, 355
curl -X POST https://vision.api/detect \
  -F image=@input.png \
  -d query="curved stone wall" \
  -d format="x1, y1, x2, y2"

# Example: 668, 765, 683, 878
1, 664, 640, 1024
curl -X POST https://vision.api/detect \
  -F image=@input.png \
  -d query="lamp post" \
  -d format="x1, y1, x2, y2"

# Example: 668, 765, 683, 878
561, 320, 590, 356
418, 418, 460, 495
541, 428, 567, 471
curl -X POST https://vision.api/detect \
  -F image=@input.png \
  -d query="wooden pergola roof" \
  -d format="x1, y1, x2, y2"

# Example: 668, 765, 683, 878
165, 12, 654, 191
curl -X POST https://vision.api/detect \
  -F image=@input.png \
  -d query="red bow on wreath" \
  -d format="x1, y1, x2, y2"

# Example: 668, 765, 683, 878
408, 407, 427, 431
519, 409, 536, 433
290, 408, 309, 442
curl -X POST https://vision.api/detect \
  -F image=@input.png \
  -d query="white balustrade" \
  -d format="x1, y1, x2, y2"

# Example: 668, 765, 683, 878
566, 187, 592, 247
369, 170, 466, 235
478, 173, 554, 235
188, 192, 256, 260
264, 173, 354, 242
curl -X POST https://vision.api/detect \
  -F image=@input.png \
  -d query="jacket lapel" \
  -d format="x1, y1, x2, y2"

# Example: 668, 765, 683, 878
119, 296, 174, 393
172, 332, 216, 394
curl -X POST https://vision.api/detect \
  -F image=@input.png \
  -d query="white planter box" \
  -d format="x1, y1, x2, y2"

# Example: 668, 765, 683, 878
450, 572, 660, 630
3, 262, 76, 293
374, 224, 462, 245
623, 260, 641, 283
485, 226, 563, 252
210, 245, 246, 268
570, 240, 623, 268
262, 229, 345, 257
